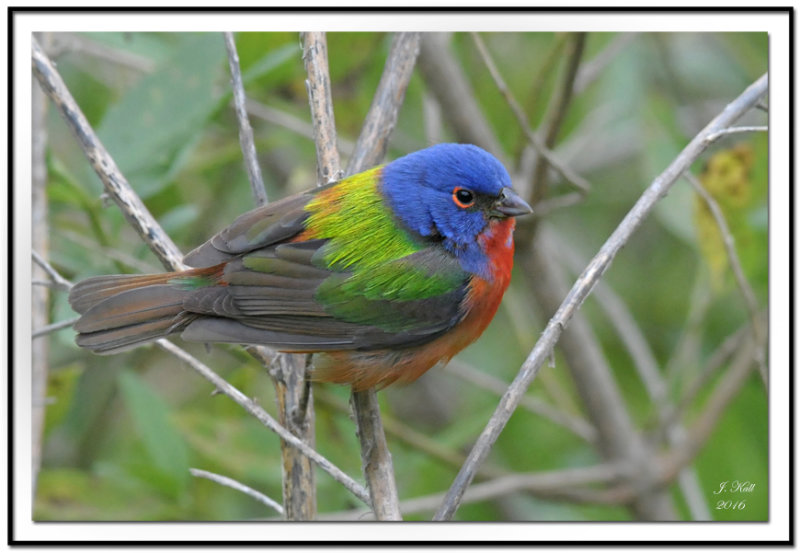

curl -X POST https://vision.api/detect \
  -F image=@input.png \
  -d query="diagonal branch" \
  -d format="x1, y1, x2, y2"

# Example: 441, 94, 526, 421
32, 37, 184, 272
346, 32, 421, 175
433, 72, 768, 521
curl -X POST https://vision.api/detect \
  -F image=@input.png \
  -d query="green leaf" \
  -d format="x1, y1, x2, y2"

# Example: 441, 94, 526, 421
117, 371, 190, 498
97, 33, 228, 198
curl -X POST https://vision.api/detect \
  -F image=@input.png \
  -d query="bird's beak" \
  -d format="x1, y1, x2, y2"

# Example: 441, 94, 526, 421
492, 188, 533, 218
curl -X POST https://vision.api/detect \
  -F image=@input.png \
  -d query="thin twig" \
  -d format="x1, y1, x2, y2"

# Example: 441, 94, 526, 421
470, 32, 591, 195
528, 192, 585, 217
685, 171, 768, 384
670, 317, 761, 425
33, 317, 81, 339
60, 228, 161, 274
32, 37, 185, 271
433, 73, 769, 521
32, 251, 71, 292
158, 339, 371, 506
224, 32, 268, 206
190, 468, 284, 515
703, 125, 768, 145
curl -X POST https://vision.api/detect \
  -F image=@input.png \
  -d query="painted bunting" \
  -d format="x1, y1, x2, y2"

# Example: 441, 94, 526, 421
69, 143, 532, 389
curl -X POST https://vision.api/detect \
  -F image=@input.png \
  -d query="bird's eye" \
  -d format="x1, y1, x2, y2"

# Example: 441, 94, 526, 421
452, 187, 475, 208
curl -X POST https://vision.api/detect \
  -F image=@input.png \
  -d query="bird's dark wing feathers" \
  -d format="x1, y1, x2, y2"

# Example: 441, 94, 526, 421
182, 192, 314, 267
181, 239, 470, 351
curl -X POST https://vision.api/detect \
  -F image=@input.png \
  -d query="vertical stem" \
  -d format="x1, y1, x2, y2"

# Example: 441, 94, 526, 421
302, 32, 341, 184
274, 354, 316, 520
350, 389, 402, 520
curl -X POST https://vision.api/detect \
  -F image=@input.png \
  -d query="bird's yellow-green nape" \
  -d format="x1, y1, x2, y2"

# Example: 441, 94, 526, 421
299, 166, 422, 271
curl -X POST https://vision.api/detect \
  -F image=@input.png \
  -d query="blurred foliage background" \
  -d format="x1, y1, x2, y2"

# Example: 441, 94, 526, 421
33, 31, 768, 522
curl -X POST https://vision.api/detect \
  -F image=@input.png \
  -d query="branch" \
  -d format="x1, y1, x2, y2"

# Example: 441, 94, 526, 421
346, 32, 421, 175
302, 32, 342, 184
350, 391, 402, 520
190, 468, 284, 515
703, 125, 768, 145
433, 72, 768, 521
32, 37, 185, 272
223, 32, 268, 206
32, 250, 71, 291
33, 317, 80, 339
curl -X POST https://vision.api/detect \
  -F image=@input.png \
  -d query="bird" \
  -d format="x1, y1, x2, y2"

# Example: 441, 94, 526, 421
68, 143, 533, 390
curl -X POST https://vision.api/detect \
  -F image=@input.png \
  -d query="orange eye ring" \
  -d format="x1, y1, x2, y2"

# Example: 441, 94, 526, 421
452, 186, 475, 208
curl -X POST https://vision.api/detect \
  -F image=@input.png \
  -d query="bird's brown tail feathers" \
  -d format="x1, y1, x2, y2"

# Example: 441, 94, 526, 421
68, 271, 200, 354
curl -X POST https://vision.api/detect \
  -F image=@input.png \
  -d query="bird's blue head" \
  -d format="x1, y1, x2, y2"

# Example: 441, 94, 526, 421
380, 143, 532, 277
